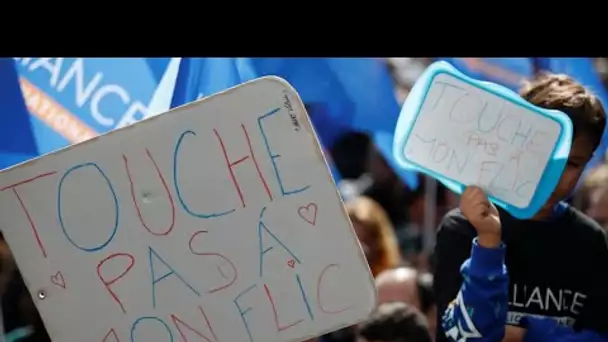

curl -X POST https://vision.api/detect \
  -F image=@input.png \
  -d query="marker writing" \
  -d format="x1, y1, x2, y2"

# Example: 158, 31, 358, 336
0, 171, 58, 258
57, 163, 119, 253
257, 206, 300, 277
123, 149, 176, 236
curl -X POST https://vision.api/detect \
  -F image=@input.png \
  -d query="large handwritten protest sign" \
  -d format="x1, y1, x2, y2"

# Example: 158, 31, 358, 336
0, 77, 376, 342
393, 62, 574, 219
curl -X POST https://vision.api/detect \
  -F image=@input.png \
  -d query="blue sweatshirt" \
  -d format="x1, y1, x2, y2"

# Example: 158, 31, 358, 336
441, 238, 608, 342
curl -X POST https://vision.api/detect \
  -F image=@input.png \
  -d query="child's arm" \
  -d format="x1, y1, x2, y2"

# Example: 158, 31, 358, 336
437, 186, 510, 342
434, 211, 476, 342
441, 237, 509, 342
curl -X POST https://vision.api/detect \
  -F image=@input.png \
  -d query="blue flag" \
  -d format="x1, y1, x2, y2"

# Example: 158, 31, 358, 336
0, 58, 39, 169
169, 57, 346, 184
304, 103, 349, 151
170, 58, 257, 107
252, 58, 400, 134
171, 58, 425, 187
12, 57, 173, 156
252, 58, 418, 189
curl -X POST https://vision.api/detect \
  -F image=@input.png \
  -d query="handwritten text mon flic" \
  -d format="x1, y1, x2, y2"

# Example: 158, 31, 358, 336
406, 79, 558, 205
2, 107, 351, 342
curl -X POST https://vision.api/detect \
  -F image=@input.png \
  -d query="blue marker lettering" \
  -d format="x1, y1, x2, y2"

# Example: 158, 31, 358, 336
148, 246, 200, 308
131, 316, 173, 342
234, 284, 257, 342
258, 206, 300, 277
173, 130, 235, 219
296, 274, 314, 320
57, 163, 119, 253
258, 108, 310, 196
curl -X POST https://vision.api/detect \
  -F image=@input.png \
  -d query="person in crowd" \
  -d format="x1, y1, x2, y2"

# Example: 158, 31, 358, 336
398, 178, 451, 269
357, 302, 432, 342
340, 142, 410, 229
434, 74, 608, 342
3, 271, 50, 342
0, 235, 16, 302
580, 163, 608, 230
346, 196, 402, 277
416, 272, 436, 337
443, 190, 460, 213
337, 132, 446, 270
0, 234, 50, 342
376, 267, 419, 307
320, 196, 402, 342
330, 132, 372, 180
376, 267, 437, 339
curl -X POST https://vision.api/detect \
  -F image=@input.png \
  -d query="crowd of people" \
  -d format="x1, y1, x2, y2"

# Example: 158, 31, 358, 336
0, 58, 607, 342
306, 58, 608, 341
309, 133, 608, 342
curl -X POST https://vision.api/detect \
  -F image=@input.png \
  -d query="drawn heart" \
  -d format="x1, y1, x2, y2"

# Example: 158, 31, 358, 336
50, 271, 66, 289
298, 203, 318, 226
287, 260, 296, 268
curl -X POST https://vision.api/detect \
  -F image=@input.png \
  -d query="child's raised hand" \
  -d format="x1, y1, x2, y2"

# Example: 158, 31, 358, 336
460, 186, 501, 248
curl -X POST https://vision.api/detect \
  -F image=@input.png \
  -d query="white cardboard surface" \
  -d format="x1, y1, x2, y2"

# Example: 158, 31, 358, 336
0, 77, 376, 342
403, 73, 561, 208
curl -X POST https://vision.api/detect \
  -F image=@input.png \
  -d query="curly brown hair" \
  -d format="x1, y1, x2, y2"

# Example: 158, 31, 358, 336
520, 73, 606, 152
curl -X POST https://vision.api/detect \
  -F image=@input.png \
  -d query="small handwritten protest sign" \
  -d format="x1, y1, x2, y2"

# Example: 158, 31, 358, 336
0, 77, 376, 342
393, 62, 573, 218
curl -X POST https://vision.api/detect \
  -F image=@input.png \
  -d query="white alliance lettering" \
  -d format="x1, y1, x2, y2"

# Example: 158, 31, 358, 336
509, 284, 587, 317
14, 58, 149, 130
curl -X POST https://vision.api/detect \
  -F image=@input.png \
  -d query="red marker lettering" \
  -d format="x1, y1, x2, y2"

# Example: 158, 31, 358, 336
264, 283, 303, 331
317, 264, 351, 315
102, 328, 120, 342
189, 230, 238, 293
97, 253, 135, 314
214, 124, 272, 208
123, 149, 176, 236
171, 306, 218, 342
0, 171, 58, 258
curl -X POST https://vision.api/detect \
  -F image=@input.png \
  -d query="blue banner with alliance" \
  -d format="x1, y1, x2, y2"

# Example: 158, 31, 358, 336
12, 58, 173, 155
